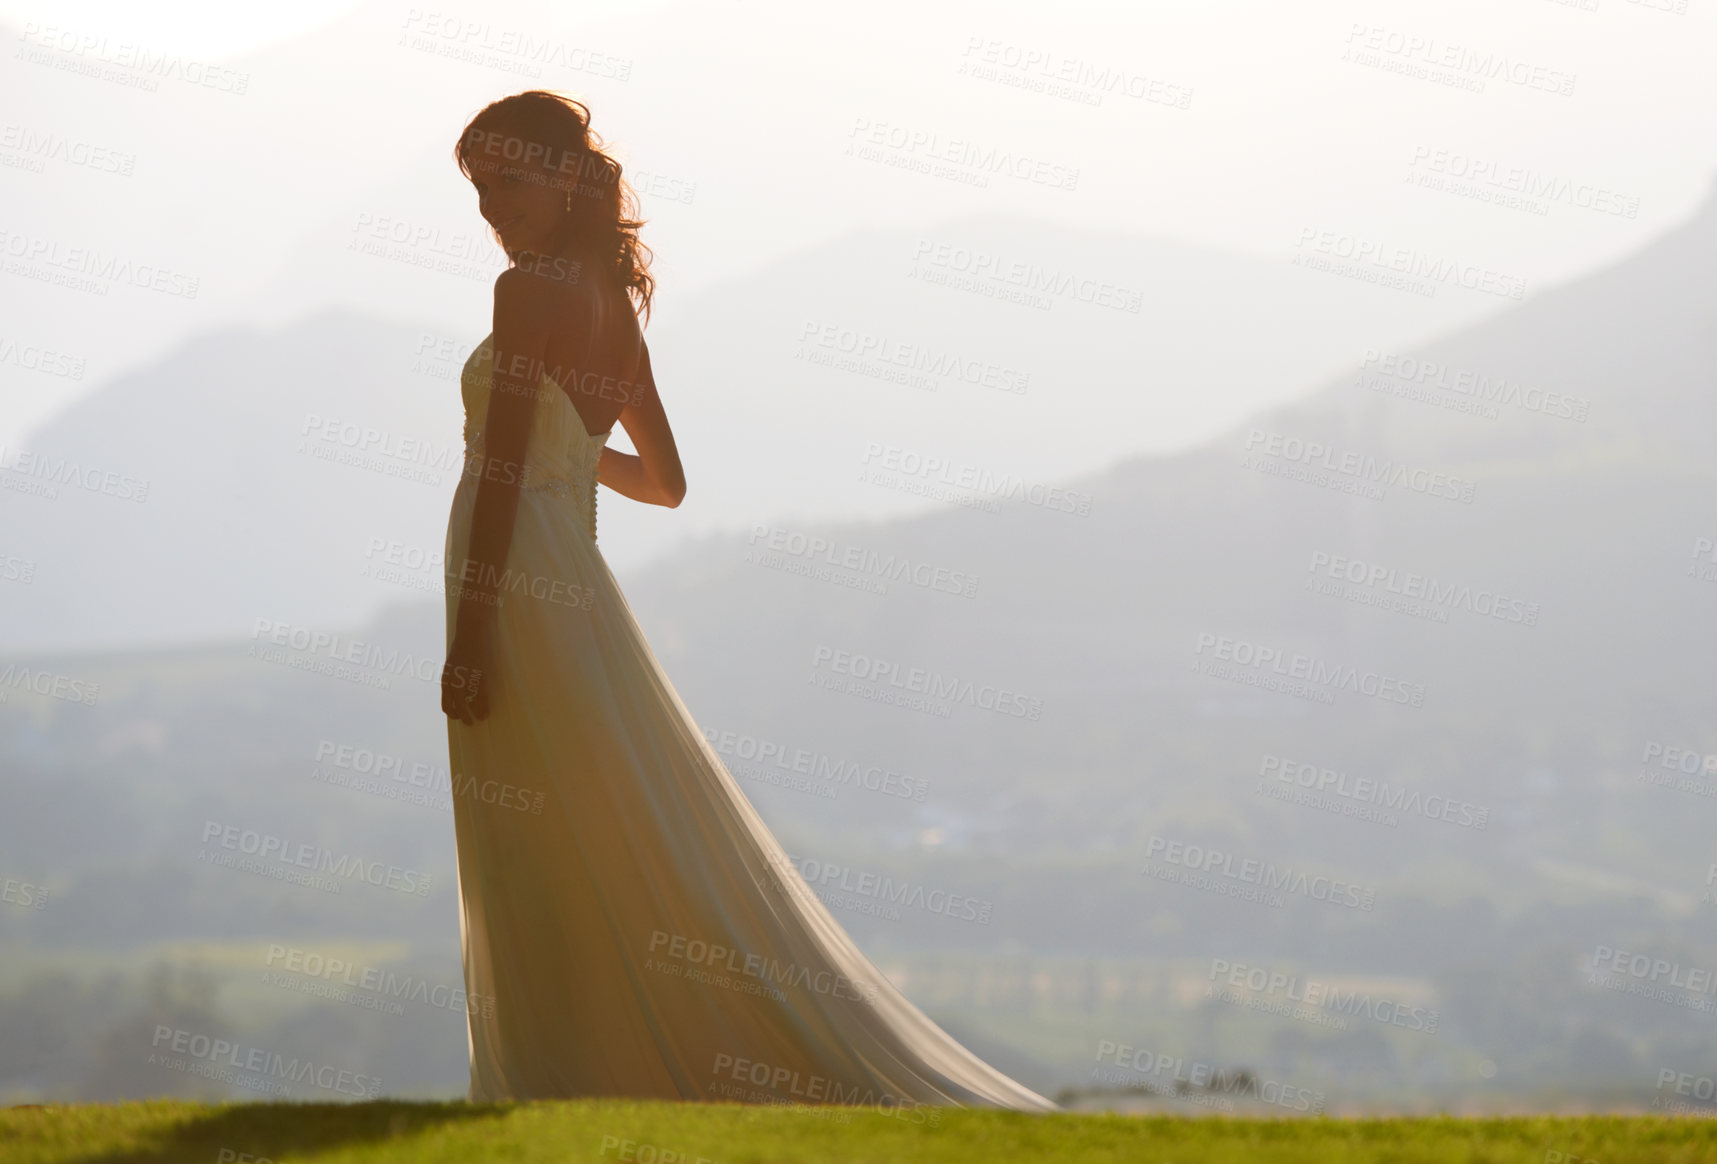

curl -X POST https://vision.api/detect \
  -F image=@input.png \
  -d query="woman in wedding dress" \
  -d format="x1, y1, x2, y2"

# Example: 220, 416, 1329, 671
438, 90, 1057, 1114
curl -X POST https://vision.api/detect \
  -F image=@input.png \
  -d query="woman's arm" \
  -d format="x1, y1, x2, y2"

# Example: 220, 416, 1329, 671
453, 268, 557, 638
597, 336, 686, 508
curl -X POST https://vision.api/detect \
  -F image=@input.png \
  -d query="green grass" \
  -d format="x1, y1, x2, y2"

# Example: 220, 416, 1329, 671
5, 1102, 1717, 1164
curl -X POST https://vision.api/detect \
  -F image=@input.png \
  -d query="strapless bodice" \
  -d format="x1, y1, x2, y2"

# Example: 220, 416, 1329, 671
459, 332, 610, 541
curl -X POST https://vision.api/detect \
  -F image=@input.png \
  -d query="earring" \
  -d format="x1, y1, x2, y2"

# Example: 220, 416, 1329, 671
565, 189, 571, 212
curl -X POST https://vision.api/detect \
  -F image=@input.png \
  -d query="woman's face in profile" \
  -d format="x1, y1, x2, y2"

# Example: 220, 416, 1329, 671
467, 136, 558, 255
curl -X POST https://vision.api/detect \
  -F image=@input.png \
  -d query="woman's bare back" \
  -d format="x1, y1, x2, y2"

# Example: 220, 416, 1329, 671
534, 270, 643, 439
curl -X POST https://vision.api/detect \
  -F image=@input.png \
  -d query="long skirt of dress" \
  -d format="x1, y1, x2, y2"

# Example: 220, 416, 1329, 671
443, 473, 1059, 1113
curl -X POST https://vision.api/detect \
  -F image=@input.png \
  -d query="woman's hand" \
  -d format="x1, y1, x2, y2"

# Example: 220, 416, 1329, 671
442, 623, 494, 724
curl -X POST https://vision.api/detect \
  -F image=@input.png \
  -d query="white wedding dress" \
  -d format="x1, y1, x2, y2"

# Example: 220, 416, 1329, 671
442, 287, 1058, 1112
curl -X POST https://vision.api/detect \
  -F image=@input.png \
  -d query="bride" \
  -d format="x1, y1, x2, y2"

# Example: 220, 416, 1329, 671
438, 89, 1057, 1114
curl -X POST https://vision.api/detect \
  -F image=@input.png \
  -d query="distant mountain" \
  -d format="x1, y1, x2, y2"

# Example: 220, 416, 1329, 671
9, 186, 1717, 881
1, 210, 1495, 654
603, 175, 1717, 894
10, 182, 1712, 890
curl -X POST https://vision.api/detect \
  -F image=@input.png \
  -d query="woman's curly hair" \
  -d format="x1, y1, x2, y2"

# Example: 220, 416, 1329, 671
454, 90, 656, 324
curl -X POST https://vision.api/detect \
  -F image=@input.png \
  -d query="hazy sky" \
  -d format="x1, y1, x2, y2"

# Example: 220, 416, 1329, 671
4, 0, 1712, 448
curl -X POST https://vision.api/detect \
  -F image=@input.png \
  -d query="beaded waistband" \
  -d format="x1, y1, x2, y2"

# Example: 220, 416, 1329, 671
461, 428, 596, 536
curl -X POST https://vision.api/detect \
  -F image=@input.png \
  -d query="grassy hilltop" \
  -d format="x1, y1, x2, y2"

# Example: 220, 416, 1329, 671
6, 1102, 1717, 1164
